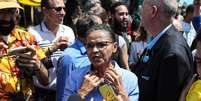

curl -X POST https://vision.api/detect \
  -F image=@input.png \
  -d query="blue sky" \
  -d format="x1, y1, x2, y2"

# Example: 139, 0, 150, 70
179, 0, 193, 5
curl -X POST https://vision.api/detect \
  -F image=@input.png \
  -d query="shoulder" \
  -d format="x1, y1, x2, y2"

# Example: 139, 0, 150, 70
15, 28, 35, 38
60, 24, 74, 32
118, 36, 126, 48
63, 46, 80, 57
27, 25, 42, 36
62, 49, 79, 60
118, 67, 138, 80
115, 62, 138, 81
159, 26, 189, 52
68, 65, 90, 79
27, 25, 41, 32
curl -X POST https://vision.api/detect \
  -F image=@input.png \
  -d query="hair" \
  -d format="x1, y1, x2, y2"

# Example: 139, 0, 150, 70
160, 0, 178, 16
41, 0, 49, 8
110, 1, 128, 15
136, 26, 148, 41
88, 5, 108, 21
131, 18, 141, 32
184, 4, 194, 17
86, 24, 116, 42
76, 13, 102, 38
83, 0, 101, 11
150, 0, 177, 17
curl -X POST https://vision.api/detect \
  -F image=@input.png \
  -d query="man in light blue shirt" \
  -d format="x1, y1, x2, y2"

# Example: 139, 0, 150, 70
56, 39, 90, 101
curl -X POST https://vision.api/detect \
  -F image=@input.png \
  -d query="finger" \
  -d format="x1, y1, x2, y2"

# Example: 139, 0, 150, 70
17, 62, 36, 69
84, 73, 92, 80
93, 78, 104, 87
9, 46, 36, 56
89, 74, 99, 81
16, 57, 36, 64
92, 76, 100, 82
114, 95, 123, 101
16, 53, 37, 60
0, 42, 8, 49
105, 73, 115, 84
58, 42, 69, 47
57, 36, 68, 42
26, 46, 36, 55
107, 68, 120, 80
108, 67, 119, 75
59, 38, 69, 42
106, 71, 121, 86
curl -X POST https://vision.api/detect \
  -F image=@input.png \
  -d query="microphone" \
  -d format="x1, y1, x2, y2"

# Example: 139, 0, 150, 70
67, 94, 84, 101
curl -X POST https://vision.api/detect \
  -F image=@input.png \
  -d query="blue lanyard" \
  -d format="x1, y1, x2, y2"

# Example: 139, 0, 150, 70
142, 24, 172, 63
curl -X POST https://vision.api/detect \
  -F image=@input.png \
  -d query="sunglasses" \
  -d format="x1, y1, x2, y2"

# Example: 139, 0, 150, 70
46, 7, 66, 12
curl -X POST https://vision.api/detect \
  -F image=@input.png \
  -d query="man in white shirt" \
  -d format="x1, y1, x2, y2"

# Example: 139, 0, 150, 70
28, 0, 75, 100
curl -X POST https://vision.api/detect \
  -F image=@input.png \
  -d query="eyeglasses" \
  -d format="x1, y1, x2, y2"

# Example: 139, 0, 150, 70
46, 7, 66, 12
85, 41, 113, 50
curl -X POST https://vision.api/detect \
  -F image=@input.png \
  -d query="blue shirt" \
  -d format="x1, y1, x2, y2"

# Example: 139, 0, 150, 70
192, 15, 201, 32
63, 61, 139, 101
56, 39, 90, 101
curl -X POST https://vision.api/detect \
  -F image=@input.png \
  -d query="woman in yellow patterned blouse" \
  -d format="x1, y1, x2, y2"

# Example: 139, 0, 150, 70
0, 0, 49, 100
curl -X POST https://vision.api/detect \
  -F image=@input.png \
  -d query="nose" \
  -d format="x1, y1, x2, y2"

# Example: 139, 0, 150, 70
92, 46, 99, 53
59, 8, 66, 16
123, 13, 128, 21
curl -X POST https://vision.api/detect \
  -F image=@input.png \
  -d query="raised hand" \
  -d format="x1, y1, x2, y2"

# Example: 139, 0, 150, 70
104, 68, 129, 101
51, 36, 69, 52
78, 72, 104, 99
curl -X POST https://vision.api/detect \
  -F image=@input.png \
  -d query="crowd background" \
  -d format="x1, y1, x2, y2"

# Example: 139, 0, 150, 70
0, 0, 201, 100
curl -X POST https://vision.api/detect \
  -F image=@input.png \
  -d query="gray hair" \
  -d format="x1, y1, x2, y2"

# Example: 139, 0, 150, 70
151, 0, 178, 17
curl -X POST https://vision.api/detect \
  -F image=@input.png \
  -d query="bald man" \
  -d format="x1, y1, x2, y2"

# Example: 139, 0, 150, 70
133, 0, 194, 101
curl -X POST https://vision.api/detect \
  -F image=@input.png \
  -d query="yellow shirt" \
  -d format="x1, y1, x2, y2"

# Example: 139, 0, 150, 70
186, 80, 201, 101
0, 28, 46, 100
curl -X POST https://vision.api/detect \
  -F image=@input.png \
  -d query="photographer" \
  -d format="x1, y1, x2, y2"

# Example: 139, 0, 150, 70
0, 0, 48, 100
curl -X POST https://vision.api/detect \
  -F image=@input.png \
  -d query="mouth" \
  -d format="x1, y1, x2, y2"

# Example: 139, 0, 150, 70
91, 55, 102, 63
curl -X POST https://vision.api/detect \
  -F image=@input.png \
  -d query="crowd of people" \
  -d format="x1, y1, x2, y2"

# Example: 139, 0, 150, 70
0, 0, 201, 101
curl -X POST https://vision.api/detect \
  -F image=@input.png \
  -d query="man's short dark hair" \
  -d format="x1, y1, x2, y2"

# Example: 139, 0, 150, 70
76, 13, 100, 38
110, 2, 128, 14
41, 0, 49, 8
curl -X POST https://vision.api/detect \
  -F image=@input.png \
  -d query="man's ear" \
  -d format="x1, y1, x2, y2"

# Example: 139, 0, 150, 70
151, 5, 159, 18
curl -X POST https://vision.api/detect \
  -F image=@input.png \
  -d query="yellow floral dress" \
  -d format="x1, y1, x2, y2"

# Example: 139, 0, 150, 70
0, 28, 46, 100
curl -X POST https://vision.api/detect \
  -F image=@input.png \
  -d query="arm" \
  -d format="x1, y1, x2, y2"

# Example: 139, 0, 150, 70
129, 43, 138, 67
120, 44, 130, 70
15, 47, 49, 86
34, 60, 49, 86
56, 55, 76, 101
127, 73, 139, 101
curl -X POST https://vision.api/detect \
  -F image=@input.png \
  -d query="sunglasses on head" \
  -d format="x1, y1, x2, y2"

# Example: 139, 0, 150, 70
46, 7, 66, 12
